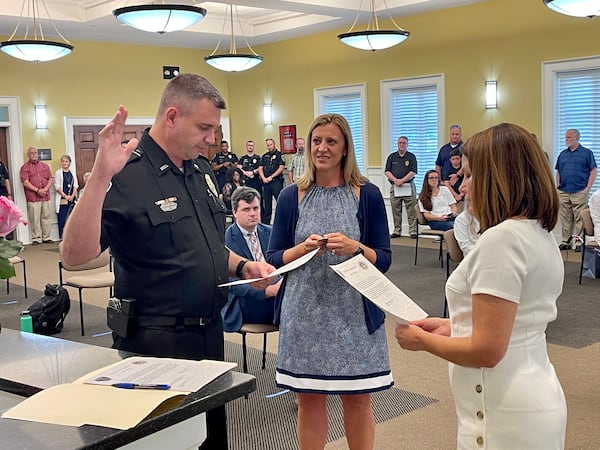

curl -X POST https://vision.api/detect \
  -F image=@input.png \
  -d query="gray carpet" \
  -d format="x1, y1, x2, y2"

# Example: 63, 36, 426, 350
223, 340, 437, 450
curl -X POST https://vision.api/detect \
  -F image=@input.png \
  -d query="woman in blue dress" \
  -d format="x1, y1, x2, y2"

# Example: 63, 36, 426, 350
267, 114, 392, 450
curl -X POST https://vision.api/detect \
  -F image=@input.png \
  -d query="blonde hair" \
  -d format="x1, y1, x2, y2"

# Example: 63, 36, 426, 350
296, 113, 368, 191
461, 123, 558, 233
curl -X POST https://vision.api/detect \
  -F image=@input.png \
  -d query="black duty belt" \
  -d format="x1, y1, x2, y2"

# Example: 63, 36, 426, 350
135, 315, 215, 328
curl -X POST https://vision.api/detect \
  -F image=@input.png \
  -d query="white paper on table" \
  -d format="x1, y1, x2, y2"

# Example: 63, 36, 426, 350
329, 254, 428, 325
218, 248, 319, 287
80, 357, 237, 393
393, 183, 412, 197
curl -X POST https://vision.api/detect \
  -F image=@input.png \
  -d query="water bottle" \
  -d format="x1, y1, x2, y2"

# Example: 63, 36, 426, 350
20, 311, 33, 333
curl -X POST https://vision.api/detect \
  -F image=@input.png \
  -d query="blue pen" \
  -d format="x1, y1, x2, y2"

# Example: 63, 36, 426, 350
112, 383, 171, 390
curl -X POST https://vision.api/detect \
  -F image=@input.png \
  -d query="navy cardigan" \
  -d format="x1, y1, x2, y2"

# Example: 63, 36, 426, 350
266, 182, 392, 334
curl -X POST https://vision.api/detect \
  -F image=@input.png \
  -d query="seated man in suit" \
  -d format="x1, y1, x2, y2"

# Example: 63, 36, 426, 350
222, 187, 281, 332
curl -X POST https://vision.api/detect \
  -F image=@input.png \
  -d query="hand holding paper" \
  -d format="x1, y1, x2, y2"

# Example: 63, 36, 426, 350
329, 254, 427, 325
219, 248, 319, 287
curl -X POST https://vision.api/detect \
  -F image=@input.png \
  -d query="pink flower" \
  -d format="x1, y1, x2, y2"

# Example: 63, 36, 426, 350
0, 197, 27, 237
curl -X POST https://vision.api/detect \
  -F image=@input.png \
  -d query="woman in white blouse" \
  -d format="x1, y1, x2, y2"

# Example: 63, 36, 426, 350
54, 155, 78, 239
396, 123, 566, 449
418, 169, 457, 231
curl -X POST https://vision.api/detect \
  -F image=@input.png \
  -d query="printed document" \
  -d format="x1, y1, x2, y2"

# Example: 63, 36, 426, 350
330, 254, 427, 325
393, 183, 412, 197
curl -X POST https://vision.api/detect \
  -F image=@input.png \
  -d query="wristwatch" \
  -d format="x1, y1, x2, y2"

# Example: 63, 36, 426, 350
353, 245, 364, 256
235, 260, 248, 279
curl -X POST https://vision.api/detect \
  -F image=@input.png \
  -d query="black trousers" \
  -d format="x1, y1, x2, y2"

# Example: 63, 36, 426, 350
261, 178, 283, 224
113, 320, 228, 450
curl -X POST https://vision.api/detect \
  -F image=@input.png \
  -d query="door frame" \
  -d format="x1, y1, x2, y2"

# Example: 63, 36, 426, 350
0, 96, 26, 242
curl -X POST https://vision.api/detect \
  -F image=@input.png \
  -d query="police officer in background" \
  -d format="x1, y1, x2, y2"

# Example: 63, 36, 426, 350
211, 140, 238, 191
258, 138, 285, 223
238, 140, 262, 193
60, 74, 274, 449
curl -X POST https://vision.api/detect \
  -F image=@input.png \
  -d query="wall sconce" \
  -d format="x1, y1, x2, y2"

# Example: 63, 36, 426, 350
485, 81, 497, 109
263, 103, 272, 125
35, 105, 48, 129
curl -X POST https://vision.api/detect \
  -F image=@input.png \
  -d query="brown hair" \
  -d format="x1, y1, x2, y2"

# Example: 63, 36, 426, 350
461, 123, 558, 233
418, 169, 440, 212
296, 113, 368, 191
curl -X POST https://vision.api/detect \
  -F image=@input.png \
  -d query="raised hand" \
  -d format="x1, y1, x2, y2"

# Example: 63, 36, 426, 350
93, 105, 139, 180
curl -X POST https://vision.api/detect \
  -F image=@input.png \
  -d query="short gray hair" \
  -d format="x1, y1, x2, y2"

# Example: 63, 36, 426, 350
231, 186, 261, 211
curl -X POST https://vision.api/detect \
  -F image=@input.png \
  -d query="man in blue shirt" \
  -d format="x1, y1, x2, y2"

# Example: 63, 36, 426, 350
436, 124, 463, 185
555, 128, 597, 250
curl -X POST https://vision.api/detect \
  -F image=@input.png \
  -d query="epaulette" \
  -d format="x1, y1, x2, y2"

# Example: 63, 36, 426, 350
126, 147, 144, 164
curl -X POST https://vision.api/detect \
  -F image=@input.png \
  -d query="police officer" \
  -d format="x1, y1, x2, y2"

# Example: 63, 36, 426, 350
211, 140, 238, 191
258, 138, 285, 223
0, 159, 11, 200
61, 74, 274, 450
238, 140, 262, 193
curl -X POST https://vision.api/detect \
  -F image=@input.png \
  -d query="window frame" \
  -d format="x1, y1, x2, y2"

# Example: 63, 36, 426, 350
380, 74, 445, 196
313, 83, 367, 173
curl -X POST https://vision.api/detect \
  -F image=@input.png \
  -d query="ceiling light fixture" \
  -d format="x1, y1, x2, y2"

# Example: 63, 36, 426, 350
204, 3, 263, 72
338, 0, 410, 51
113, 2, 207, 34
0, 0, 74, 63
543, 0, 600, 17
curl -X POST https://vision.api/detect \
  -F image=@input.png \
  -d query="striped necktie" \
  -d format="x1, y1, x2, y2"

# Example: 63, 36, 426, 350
248, 231, 265, 262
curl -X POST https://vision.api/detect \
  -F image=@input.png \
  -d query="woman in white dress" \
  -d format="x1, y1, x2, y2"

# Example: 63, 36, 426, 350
395, 123, 567, 449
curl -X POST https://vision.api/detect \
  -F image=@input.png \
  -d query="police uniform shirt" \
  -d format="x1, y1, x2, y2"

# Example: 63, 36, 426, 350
260, 150, 285, 180
385, 150, 417, 184
238, 154, 262, 190
0, 162, 9, 196
101, 130, 229, 319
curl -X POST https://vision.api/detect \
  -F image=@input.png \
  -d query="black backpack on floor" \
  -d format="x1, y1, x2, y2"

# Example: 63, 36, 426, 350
27, 284, 71, 335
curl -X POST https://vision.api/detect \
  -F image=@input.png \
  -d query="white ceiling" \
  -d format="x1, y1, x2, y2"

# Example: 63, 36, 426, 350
0, 0, 481, 51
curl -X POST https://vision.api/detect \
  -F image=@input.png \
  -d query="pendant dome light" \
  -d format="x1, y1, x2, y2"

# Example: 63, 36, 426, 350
543, 0, 600, 17
113, 2, 207, 34
0, 0, 73, 63
338, 0, 410, 51
204, 3, 263, 72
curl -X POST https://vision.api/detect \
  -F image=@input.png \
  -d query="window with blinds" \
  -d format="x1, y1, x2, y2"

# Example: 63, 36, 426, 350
555, 69, 600, 193
381, 76, 444, 193
314, 84, 366, 171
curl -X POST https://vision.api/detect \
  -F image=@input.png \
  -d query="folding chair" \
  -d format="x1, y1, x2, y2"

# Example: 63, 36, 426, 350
578, 208, 600, 284
414, 205, 445, 267
443, 229, 464, 317
6, 256, 28, 298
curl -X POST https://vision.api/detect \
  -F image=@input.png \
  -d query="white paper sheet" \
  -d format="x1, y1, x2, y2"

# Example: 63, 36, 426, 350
218, 248, 319, 287
330, 254, 428, 325
81, 357, 237, 393
393, 183, 412, 197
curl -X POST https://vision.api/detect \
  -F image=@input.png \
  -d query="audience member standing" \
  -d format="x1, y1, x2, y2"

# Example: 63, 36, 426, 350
0, 159, 11, 200
385, 136, 418, 239
54, 155, 78, 239
20, 146, 53, 244
267, 113, 392, 450
436, 124, 463, 186
222, 187, 280, 332
258, 138, 284, 223
555, 128, 597, 250
211, 140, 238, 191
589, 187, 600, 244
443, 148, 465, 212
396, 123, 567, 450
287, 138, 306, 184
238, 140, 262, 193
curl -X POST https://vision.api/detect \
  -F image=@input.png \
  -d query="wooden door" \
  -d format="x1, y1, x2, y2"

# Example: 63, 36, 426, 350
207, 125, 223, 162
73, 125, 148, 186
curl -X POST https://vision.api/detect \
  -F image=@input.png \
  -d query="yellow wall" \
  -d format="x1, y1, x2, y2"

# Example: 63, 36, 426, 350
2, 0, 600, 171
